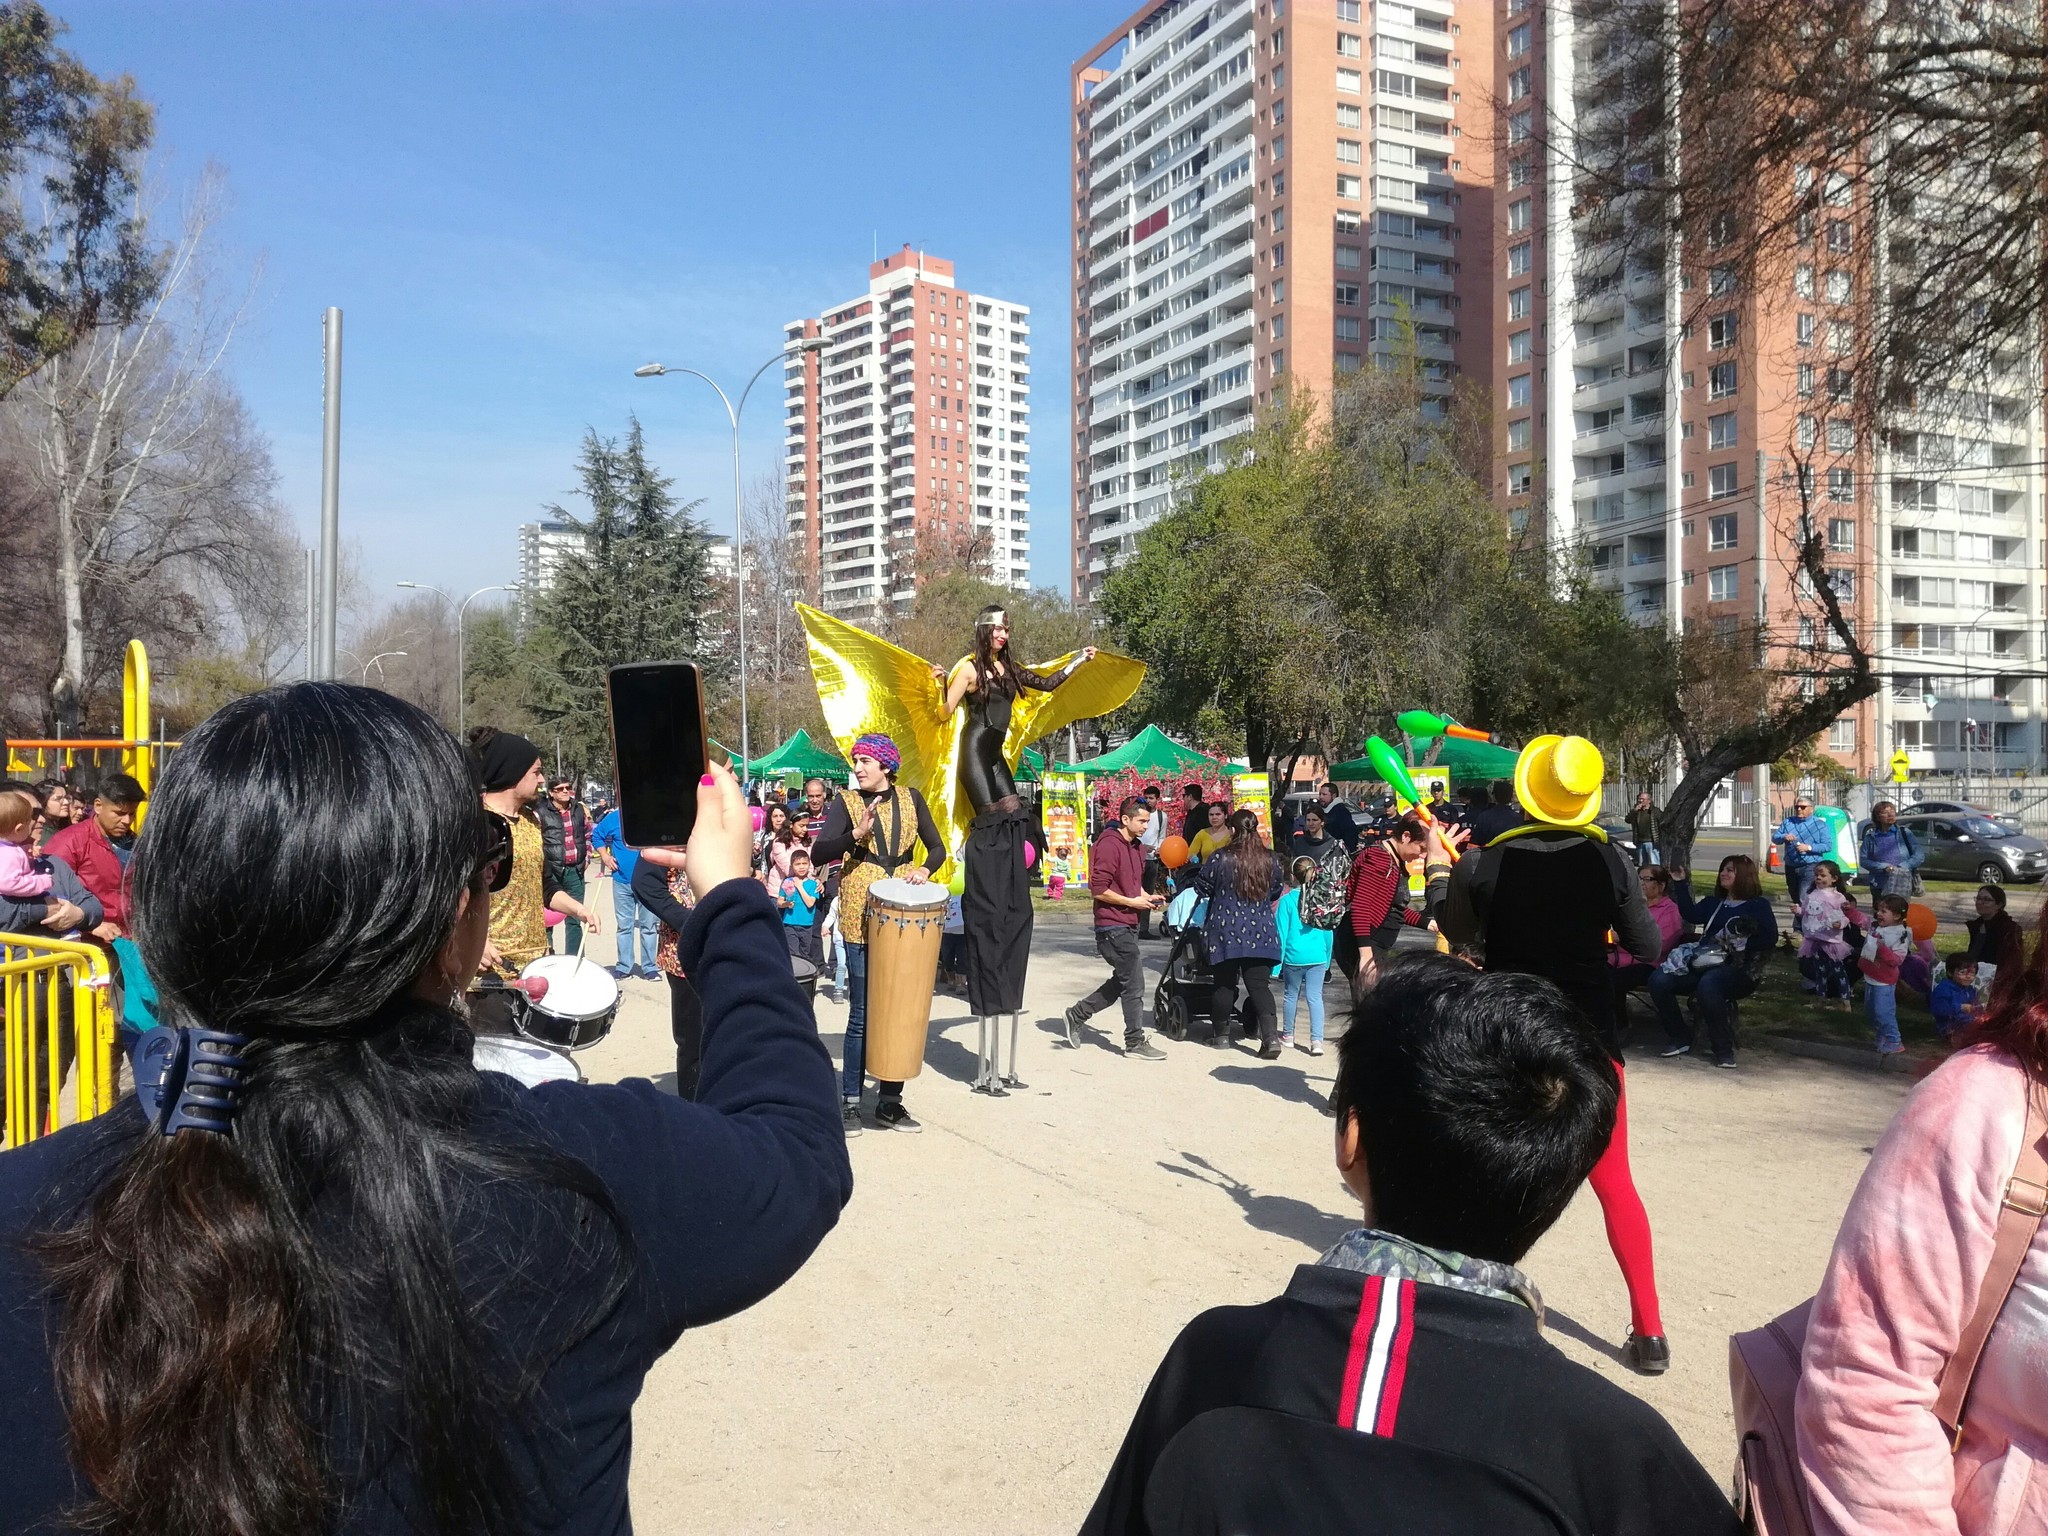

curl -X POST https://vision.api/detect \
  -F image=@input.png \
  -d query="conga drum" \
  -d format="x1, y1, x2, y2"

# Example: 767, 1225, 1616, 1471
863, 877, 948, 1081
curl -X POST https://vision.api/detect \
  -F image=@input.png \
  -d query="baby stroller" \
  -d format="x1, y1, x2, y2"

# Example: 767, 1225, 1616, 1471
1153, 886, 1219, 1040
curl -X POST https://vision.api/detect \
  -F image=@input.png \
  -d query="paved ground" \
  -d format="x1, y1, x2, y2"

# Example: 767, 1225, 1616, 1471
572, 896, 1913, 1534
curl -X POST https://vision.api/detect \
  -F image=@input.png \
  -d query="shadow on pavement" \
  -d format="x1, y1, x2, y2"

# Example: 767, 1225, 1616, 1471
1160, 1151, 1357, 1253
1545, 1307, 1625, 1366
1209, 1061, 1332, 1112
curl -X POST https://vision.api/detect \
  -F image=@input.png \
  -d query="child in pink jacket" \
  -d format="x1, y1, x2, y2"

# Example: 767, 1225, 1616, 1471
1797, 1032, 2048, 1534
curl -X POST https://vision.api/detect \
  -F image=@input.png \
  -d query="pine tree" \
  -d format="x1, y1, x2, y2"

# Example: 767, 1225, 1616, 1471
527, 418, 726, 776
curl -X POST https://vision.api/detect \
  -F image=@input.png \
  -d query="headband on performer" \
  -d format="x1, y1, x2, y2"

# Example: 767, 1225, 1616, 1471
976, 608, 1008, 629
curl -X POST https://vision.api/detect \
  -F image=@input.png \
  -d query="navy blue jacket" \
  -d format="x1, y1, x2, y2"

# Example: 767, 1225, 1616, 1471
0, 878, 850, 1534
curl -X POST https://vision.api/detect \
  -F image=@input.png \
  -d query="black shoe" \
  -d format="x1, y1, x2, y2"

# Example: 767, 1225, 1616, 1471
1258, 1042, 1283, 1059
1624, 1331, 1671, 1375
1061, 1005, 1084, 1048
1125, 1037, 1166, 1061
1713, 1056, 1737, 1070
874, 1100, 922, 1132
1658, 1043, 1691, 1058
841, 1103, 863, 1138
1207, 1030, 1233, 1049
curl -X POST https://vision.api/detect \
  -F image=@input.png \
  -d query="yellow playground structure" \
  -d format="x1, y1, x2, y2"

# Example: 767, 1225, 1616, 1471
0, 639, 166, 1143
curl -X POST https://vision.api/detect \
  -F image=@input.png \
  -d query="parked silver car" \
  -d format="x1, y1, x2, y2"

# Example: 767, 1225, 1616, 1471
1898, 796, 2024, 835
1895, 812, 2048, 886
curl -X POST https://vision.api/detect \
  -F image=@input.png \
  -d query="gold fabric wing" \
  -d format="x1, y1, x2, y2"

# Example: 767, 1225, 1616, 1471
795, 602, 1145, 861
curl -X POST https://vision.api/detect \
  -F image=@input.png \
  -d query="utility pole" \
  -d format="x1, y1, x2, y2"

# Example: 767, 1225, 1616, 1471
317, 307, 343, 680
304, 548, 317, 682
1753, 448, 1772, 865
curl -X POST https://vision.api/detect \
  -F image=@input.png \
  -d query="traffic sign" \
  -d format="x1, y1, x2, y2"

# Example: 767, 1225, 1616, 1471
1888, 749, 1911, 785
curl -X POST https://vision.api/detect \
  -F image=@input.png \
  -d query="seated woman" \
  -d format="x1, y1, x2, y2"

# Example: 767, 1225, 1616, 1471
0, 683, 851, 1534
1647, 853, 1777, 1069
1608, 863, 1682, 1017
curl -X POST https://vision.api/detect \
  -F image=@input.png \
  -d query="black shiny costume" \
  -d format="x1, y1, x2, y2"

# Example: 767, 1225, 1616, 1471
959, 659, 1068, 1018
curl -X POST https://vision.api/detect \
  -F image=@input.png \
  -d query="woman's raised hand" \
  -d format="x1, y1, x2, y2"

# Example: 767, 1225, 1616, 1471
685, 761, 754, 901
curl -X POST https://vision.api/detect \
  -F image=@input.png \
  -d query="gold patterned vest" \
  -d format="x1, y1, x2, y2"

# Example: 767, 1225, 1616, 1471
486, 811, 550, 975
835, 785, 926, 943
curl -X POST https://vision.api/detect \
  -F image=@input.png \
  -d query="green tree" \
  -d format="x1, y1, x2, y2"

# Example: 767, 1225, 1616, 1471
526, 419, 725, 775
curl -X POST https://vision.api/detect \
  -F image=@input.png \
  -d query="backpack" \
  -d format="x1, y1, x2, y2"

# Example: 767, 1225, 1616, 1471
1302, 848, 1352, 931
1729, 1081, 2047, 1535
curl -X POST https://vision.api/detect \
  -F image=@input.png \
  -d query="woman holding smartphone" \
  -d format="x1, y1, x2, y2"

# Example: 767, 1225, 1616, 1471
0, 683, 851, 1536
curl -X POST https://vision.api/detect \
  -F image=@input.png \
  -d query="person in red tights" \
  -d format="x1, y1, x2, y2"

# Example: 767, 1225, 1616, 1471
1440, 734, 1672, 1375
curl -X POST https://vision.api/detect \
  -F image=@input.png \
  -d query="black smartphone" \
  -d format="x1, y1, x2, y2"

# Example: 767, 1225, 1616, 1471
606, 661, 709, 847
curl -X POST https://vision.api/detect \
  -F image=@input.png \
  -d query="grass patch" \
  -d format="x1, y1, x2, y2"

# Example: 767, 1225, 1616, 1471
1621, 945, 1949, 1056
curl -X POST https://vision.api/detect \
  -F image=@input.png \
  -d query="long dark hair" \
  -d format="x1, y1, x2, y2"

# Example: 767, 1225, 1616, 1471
1225, 808, 1278, 903
971, 605, 1019, 701
37, 684, 629, 1536
1965, 899, 2048, 1078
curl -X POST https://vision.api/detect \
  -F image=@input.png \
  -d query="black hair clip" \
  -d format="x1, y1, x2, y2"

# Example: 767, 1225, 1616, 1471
131, 1024, 249, 1137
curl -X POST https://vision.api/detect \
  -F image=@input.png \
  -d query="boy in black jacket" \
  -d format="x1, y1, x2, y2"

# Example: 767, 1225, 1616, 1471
1083, 954, 1738, 1536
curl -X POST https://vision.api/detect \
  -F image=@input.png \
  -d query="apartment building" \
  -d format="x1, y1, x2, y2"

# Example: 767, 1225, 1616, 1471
783, 247, 1033, 618
516, 517, 588, 630
1502, 0, 2048, 780
1070, 0, 1496, 603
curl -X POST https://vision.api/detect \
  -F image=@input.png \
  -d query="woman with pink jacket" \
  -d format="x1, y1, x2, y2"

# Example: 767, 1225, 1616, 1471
1796, 909, 2048, 1534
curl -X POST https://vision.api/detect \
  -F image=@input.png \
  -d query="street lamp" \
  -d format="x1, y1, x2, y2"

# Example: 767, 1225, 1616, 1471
397, 582, 515, 736
635, 334, 827, 775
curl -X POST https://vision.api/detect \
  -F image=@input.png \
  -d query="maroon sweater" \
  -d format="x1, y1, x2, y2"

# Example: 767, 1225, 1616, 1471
1090, 827, 1147, 928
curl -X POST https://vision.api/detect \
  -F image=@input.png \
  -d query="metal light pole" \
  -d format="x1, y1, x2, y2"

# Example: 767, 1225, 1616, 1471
317, 308, 343, 679
397, 582, 514, 736
362, 650, 406, 685
635, 336, 826, 776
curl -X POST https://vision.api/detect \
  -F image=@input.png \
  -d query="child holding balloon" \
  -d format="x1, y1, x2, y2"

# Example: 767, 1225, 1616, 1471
1858, 894, 1913, 1055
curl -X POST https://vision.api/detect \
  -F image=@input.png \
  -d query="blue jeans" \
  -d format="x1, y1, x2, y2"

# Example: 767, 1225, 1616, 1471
839, 942, 903, 1104
612, 879, 658, 972
1866, 981, 1901, 1051
1648, 963, 1757, 1062
1281, 962, 1329, 1043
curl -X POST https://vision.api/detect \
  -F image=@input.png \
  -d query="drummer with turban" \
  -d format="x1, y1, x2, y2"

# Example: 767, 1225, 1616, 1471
467, 726, 604, 1076
809, 732, 946, 1135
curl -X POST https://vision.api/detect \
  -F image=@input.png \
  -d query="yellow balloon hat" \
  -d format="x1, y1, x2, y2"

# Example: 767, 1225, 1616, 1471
1513, 734, 1605, 829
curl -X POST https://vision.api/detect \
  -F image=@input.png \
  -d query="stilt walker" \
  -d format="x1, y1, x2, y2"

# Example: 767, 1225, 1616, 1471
795, 603, 1144, 1099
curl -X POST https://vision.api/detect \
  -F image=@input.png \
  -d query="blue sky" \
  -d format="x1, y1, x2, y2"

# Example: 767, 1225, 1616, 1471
60, 0, 1117, 601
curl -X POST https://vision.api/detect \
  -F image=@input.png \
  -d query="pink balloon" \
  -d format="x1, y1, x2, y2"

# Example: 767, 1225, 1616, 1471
1023, 840, 1037, 868
750, 806, 765, 832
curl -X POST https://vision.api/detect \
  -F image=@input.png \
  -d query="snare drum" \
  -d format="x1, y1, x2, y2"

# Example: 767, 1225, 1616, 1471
862, 877, 948, 1081
513, 954, 622, 1052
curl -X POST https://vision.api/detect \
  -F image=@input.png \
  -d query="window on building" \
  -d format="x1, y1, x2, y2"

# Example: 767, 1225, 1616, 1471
1798, 363, 1815, 398
1797, 414, 1817, 449
1709, 361, 1738, 398
1271, 314, 1287, 340
1337, 31, 1361, 57
1826, 218, 1851, 252
1508, 462, 1533, 494
1828, 517, 1855, 551
1507, 419, 1531, 450
1827, 419, 1854, 453
1337, 138, 1361, 164
1825, 269, 1851, 303
1709, 462, 1740, 499
1709, 265, 1737, 296
1794, 264, 1814, 298
1337, 351, 1362, 372
1508, 65, 1531, 100
1828, 468, 1854, 503
1336, 245, 1361, 270
1336, 209, 1361, 232
1508, 329, 1531, 362
1507, 374, 1531, 407
1507, 23, 1532, 55
1508, 286, 1531, 319
1829, 319, 1853, 356
1335, 283, 1360, 305
1709, 513, 1739, 549
1825, 170, 1852, 207
1337, 174, 1362, 198
1708, 311, 1739, 349
1509, 109, 1533, 143
1337, 68, 1361, 93
1828, 367, 1853, 402
1335, 316, 1361, 340
1337, 101, 1361, 127
1708, 412, 1737, 449
1709, 564, 1739, 602
1337, 0, 1361, 17
1508, 198, 1532, 233
1796, 313, 1815, 347
1828, 719, 1856, 753
1508, 241, 1531, 275
1508, 155, 1535, 188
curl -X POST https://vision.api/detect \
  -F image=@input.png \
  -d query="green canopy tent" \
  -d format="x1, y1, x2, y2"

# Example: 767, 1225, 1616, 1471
1329, 732, 1520, 784
1053, 723, 1228, 778
743, 728, 849, 783
1019, 746, 1046, 782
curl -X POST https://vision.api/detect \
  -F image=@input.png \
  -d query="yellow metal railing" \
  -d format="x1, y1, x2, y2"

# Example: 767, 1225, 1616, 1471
1, 934, 117, 1148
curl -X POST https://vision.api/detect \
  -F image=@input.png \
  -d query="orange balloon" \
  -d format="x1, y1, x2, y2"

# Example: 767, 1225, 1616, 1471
1906, 902, 1938, 942
1159, 834, 1191, 870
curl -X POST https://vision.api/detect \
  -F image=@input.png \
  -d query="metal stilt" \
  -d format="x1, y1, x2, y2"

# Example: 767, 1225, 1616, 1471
971, 1014, 1006, 1096
1001, 1010, 1027, 1090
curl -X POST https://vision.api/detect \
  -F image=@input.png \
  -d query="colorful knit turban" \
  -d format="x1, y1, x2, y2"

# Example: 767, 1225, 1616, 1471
851, 733, 900, 774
